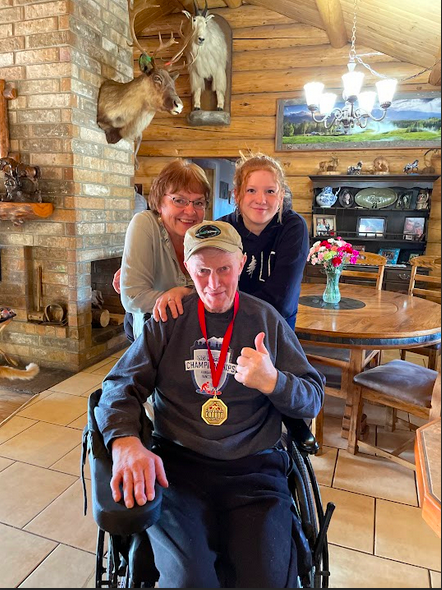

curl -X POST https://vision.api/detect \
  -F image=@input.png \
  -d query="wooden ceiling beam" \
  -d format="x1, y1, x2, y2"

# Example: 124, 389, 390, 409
133, 0, 181, 35
429, 46, 441, 87
314, 0, 347, 48
246, 0, 311, 25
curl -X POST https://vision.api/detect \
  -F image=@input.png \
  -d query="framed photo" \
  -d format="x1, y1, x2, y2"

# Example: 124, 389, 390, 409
378, 247, 400, 265
407, 251, 421, 263
275, 91, 441, 151
338, 189, 355, 208
356, 217, 386, 238
313, 214, 336, 237
403, 217, 426, 240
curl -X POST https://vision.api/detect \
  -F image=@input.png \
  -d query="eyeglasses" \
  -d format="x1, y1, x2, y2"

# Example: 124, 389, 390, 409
166, 195, 208, 211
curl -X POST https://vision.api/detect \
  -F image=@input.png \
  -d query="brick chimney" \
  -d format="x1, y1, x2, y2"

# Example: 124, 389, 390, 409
0, 0, 135, 371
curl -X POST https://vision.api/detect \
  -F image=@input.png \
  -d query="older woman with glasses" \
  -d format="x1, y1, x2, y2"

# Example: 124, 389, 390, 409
117, 159, 211, 341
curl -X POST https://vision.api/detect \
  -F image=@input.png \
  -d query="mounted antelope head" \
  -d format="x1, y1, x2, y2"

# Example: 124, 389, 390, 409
97, 1, 186, 168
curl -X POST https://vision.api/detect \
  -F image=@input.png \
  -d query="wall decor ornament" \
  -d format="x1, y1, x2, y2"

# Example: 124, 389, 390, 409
0, 157, 41, 203
403, 159, 419, 174
318, 156, 339, 174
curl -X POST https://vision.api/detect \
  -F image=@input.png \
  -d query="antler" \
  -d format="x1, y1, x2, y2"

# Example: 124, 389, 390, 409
127, 0, 160, 55
202, 0, 209, 17
164, 20, 198, 70
152, 31, 179, 59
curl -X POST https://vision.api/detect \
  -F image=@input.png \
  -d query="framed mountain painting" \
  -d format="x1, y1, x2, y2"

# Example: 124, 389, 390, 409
275, 91, 441, 151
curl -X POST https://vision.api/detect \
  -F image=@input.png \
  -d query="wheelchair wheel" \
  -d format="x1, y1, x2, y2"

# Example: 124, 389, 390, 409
283, 434, 334, 588
95, 529, 130, 588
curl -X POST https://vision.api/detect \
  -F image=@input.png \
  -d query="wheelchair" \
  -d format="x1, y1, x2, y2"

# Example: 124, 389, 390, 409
82, 389, 335, 588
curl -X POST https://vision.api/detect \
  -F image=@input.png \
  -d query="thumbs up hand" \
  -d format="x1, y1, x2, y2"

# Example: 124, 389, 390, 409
235, 332, 278, 395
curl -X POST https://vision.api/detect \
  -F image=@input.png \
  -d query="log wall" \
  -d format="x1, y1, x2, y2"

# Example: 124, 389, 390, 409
136, 5, 441, 256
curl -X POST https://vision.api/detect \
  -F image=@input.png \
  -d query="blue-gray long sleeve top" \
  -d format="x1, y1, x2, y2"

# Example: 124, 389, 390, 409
96, 292, 324, 460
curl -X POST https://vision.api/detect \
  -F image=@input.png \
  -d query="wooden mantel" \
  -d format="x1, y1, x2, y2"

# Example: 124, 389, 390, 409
0, 202, 54, 225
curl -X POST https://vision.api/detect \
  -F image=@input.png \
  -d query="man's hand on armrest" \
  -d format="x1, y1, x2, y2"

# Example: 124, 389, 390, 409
111, 436, 169, 509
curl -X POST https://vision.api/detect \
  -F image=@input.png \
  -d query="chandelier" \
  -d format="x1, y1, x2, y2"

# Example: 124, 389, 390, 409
304, 0, 397, 133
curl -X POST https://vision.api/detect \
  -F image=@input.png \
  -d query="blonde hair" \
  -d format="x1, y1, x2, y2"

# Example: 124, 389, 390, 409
233, 152, 287, 223
148, 159, 212, 212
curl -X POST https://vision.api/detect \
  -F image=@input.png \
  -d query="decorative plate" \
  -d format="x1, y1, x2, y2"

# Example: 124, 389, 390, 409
355, 188, 397, 209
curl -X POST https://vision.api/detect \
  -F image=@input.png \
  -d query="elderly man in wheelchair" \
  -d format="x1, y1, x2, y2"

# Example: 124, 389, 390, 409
90, 221, 327, 588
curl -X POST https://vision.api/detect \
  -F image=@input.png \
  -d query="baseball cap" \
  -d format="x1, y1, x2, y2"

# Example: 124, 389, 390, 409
184, 221, 243, 262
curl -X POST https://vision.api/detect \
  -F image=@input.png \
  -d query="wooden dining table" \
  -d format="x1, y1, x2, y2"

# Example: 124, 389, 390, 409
295, 283, 442, 448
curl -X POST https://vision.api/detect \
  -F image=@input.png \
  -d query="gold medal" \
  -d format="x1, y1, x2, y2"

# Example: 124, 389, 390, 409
201, 396, 228, 426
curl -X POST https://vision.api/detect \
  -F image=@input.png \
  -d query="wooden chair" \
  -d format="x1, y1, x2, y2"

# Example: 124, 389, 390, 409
400, 255, 441, 370
341, 251, 387, 290
347, 359, 440, 470
307, 252, 388, 448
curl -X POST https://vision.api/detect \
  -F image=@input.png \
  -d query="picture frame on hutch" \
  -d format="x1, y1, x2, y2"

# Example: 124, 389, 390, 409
356, 217, 387, 238
313, 214, 336, 237
275, 91, 441, 152
407, 251, 421, 263
378, 247, 401, 265
403, 217, 426, 240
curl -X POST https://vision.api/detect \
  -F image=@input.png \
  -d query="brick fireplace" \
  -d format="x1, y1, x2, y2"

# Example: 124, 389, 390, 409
0, 0, 134, 371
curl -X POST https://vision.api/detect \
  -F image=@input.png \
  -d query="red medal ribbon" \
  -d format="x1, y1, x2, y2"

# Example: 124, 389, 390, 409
197, 292, 239, 395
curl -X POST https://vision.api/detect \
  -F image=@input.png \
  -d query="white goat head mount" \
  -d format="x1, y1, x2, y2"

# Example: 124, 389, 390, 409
183, 0, 215, 46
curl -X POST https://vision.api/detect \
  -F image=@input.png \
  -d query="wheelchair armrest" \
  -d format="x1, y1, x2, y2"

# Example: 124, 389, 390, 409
282, 416, 320, 456
88, 430, 162, 537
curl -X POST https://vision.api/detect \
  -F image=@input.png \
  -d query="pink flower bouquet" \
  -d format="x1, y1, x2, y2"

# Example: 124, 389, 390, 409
308, 238, 360, 271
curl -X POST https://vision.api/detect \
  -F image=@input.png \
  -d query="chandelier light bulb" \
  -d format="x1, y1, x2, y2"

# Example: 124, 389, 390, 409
376, 78, 398, 108
342, 67, 365, 102
304, 82, 324, 110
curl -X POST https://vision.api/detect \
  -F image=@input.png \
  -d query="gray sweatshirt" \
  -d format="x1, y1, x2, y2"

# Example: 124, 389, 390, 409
96, 292, 324, 460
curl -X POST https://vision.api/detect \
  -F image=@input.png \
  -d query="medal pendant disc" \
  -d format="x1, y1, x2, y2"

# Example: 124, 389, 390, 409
201, 397, 228, 426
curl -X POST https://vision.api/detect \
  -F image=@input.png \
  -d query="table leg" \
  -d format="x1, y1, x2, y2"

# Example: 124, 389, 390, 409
341, 349, 365, 439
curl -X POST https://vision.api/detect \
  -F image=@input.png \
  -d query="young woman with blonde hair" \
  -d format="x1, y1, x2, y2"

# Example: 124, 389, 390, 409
218, 152, 309, 329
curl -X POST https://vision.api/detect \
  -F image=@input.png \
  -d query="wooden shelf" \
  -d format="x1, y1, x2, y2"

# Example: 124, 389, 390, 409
0, 202, 54, 224
310, 174, 441, 183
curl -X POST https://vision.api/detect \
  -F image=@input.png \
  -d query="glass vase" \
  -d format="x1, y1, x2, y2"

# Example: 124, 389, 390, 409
323, 266, 342, 304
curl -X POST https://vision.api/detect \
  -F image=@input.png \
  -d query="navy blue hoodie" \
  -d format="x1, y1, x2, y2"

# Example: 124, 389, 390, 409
219, 208, 309, 329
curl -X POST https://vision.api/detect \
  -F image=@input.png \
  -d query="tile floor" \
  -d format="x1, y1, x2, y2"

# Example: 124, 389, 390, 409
0, 348, 440, 588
